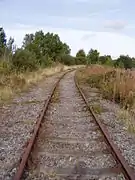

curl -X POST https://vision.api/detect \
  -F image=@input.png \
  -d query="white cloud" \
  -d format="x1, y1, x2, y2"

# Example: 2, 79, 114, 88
81, 32, 135, 58
81, 33, 97, 40
104, 20, 127, 30
107, 8, 121, 13
5, 25, 135, 58
126, 24, 135, 29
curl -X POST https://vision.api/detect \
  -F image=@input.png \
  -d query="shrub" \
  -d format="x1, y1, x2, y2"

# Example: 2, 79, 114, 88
0, 60, 12, 75
12, 49, 39, 71
39, 55, 53, 68
60, 54, 75, 65
75, 57, 87, 65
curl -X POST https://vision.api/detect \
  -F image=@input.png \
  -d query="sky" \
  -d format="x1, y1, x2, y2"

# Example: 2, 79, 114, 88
0, 0, 135, 58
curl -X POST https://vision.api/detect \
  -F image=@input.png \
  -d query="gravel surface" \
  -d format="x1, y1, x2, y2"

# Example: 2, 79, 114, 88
24, 71, 125, 180
0, 72, 65, 180
79, 84, 135, 173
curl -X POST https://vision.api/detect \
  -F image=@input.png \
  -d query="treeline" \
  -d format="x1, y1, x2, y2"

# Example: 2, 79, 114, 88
0, 27, 135, 74
0, 27, 90, 73
75, 49, 135, 69
0, 27, 74, 73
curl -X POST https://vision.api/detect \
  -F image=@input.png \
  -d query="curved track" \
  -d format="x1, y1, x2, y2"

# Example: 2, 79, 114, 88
14, 70, 135, 180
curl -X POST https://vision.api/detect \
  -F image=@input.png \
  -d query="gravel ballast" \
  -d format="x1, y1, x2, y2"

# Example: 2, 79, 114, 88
79, 83, 135, 172
0, 72, 65, 180
24, 71, 125, 180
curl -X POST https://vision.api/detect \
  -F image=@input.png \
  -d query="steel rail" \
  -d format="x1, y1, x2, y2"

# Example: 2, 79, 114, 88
74, 72, 135, 180
14, 70, 72, 180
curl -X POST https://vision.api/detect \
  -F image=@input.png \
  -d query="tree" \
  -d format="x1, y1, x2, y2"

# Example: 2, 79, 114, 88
0, 27, 6, 48
4, 37, 15, 61
99, 55, 113, 66
42, 32, 70, 60
132, 58, 135, 68
76, 49, 86, 58
7, 37, 14, 52
22, 31, 71, 64
23, 33, 34, 48
75, 49, 86, 64
87, 49, 100, 64
115, 55, 133, 69
0, 27, 7, 57
62, 43, 71, 55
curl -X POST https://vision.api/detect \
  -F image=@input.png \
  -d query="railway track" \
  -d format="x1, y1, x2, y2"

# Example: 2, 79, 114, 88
14, 70, 135, 180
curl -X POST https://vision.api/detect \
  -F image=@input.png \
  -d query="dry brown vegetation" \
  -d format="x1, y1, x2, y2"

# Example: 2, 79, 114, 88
0, 64, 82, 103
77, 65, 135, 110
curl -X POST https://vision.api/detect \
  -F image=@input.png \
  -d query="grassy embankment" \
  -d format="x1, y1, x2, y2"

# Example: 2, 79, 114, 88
77, 65, 135, 131
0, 62, 82, 103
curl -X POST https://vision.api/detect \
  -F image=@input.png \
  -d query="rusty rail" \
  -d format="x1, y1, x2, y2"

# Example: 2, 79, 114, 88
74, 72, 135, 180
14, 70, 71, 180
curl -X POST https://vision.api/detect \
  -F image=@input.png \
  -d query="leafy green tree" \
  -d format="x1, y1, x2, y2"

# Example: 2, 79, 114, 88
99, 55, 113, 66
23, 33, 34, 48
115, 55, 133, 69
7, 37, 14, 52
22, 31, 71, 65
62, 43, 71, 55
87, 49, 100, 64
42, 32, 70, 60
76, 49, 86, 58
0, 27, 6, 48
23, 31, 46, 59
75, 49, 87, 64
118, 61, 124, 68
4, 37, 15, 61
132, 58, 135, 68
0, 27, 7, 57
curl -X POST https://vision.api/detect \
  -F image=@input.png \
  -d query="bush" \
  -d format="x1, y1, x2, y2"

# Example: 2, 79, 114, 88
0, 60, 12, 75
75, 57, 87, 65
39, 55, 53, 68
60, 54, 75, 65
12, 49, 39, 71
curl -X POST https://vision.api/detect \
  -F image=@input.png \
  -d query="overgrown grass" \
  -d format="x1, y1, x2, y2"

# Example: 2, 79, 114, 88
77, 65, 135, 109
77, 65, 135, 133
0, 62, 80, 103
77, 65, 112, 83
117, 109, 135, 133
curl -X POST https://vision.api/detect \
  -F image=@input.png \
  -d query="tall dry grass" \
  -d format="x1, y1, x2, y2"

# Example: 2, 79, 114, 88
77, 65, 112, 84
0, 64, 82, 103
78, 65, 135, 109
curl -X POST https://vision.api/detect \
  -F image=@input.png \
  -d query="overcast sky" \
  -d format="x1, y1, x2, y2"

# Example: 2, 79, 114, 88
1, 0, 135, 58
